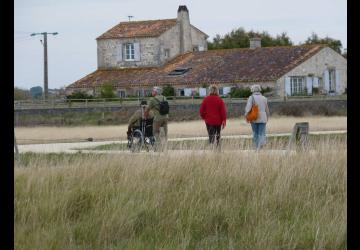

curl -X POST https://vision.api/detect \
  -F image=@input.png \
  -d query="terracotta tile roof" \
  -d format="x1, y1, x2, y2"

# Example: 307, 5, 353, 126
67, 45, 326, 89
97, 19, 178, 39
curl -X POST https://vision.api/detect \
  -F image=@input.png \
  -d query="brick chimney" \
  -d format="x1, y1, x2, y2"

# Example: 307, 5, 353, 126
250, 37, 261, 49
177, 5, 192, 53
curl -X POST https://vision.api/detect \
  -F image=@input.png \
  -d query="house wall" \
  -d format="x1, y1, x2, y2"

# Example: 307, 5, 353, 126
277, 47, 347, 98
158, 25, 181, 63
97, 38, 161, 68
190, 26, 208, 51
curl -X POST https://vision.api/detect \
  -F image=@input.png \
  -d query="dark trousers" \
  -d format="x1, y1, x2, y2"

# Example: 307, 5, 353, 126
206, 124, 221, 145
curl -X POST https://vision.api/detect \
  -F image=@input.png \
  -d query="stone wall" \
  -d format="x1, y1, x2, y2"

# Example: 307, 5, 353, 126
191, 26, 208, 51
14, 99, 347, 126
97, 38, 161, 68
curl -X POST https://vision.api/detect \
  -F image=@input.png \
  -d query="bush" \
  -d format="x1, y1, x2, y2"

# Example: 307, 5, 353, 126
100, 82, 116, 99
162, 85, 175, 97
261, 86, 273, 95
66, 91, 93, 100
229, 86, 272, 98
229, 87, 252, 98
312, 87, 319, 95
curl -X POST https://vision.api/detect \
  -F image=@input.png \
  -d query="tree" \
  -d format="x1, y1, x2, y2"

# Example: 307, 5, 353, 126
100, 82, 117, 99
303, 32, 343, 54
14, 87, 31, 100
342, 48, 347, 59
207, 27, 293, 50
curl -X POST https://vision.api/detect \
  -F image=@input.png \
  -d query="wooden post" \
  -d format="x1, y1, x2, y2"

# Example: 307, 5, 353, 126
14, 131, 19, 161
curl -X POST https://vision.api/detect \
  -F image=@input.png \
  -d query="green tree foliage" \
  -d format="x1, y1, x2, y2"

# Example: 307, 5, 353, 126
162, 85, 175, 97
303, 32, 343, 54
100, 82, 116, 99
207, 27, 293, 50
14, 87, 31, 100
342, 49, 347, 59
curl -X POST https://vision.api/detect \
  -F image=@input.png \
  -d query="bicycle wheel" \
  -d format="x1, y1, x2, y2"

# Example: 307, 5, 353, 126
130, 130, 144, 152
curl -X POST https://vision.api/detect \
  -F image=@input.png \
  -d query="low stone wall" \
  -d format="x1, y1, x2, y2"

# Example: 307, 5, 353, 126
14, 99, 347, 126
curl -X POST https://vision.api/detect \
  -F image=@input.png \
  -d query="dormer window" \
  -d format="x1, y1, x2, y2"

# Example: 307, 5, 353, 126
168, 67, 191, 75
125, 43, 135, 61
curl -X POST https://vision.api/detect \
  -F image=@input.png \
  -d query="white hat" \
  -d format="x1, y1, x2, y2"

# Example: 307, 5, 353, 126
250, 84, 262, 93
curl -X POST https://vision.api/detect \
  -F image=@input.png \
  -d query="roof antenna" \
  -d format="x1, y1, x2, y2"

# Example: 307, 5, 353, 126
128, 15, 134, 21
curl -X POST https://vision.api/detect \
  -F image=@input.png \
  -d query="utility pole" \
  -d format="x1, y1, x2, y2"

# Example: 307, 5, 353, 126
128, 15, 134, 21
31, 32, 58, 100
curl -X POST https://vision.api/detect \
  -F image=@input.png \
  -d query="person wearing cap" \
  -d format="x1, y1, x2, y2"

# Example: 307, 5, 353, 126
127, 100, 154, 139
146, 86, 169, 150
199, 84, 227, 147
244, 84, 270, 150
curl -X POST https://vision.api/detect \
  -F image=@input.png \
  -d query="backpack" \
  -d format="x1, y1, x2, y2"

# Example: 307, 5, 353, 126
155, 96, 169, 115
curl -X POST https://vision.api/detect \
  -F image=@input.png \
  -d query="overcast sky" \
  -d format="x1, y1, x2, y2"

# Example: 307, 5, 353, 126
14, 0, 347, 90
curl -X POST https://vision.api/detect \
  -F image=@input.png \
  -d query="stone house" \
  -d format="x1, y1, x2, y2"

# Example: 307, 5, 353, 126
66, 5, 347, 98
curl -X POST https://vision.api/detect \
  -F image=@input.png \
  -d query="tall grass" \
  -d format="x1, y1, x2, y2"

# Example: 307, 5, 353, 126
15, 138, 346, 250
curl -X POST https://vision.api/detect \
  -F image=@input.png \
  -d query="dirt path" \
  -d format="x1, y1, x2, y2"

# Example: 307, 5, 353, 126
15, 116, 347, 144
17, 130, 346, 154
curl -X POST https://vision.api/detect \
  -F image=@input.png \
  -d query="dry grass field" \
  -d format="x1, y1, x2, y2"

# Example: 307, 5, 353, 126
14, 115, 347, 249
14, 136, 346, 250
15, 116, 347, 144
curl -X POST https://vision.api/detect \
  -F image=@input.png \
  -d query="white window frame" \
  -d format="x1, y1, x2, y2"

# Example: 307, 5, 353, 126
290, 76, 306, 96
125, 43, 135, 61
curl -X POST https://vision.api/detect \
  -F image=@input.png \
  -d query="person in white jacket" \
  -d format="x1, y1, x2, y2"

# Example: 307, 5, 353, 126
244, 85, 270, 150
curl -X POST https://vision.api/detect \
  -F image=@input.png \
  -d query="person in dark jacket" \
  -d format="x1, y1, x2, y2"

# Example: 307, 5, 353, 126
199, 85, 227, 146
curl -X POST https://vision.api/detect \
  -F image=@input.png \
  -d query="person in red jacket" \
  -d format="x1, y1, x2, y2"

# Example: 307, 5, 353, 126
199, 85, 227, 146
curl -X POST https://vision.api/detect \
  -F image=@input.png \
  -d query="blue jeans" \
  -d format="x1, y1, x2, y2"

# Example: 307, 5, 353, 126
250, 123, 266, 149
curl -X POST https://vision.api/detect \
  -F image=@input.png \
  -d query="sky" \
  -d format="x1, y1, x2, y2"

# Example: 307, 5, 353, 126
14, 0, 347, 90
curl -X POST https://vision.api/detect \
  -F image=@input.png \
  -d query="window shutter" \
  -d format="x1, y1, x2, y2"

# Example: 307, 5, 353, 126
117, 44, 122, 62
335, 70, 341, 94
184, 88, 192, 96
306, 77, 312, 95
199, 88, 207, 97
134, 42, 140, 61
323, 69, 330, 92
223, 87, 231, 95
123, 44, 126, 60
285, 77, 291, 96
